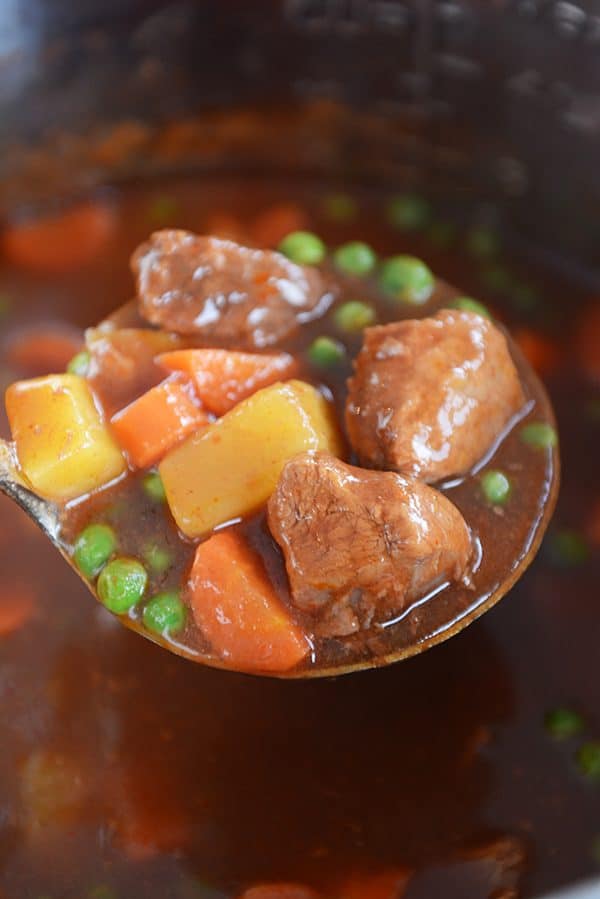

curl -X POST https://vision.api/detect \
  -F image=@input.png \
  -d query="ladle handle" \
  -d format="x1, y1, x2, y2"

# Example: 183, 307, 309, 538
0, 439, 59, 539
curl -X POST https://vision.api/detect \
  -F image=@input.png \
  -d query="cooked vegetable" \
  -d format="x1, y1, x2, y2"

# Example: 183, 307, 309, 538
379, 256, 434, 304
2, 202, 115, 273
159, 379, 342, 538
5, 373, 127, 502
465, 226, 499, 259
577, 742, 600, 781
386, 194, 431, 231
142, 543, 172, 575
73, 523, 117, 578
86, 327, 183, 418
322, 192, 357, 222
143, 591, 186, 635
334, 300, 376, 332
546, 530, 589, 567
278, 231, 325, 265
97, 558, 148, 613
188, 530, 310, 672
0, 585, 35, 637
450, 296, 490, 319
250, 203, 308, 247
67, 350, 91, 376
307, 336, 346, 367
238, 885, 320, 899
141, 471, 166, 503
7, 327, 83, 375
333, 241, 376, 276
544, 707, 584, 740
521, 422, 558, 449
111, 375, 208, 469
338, 869, 412, 899
157, 348, 296, 416
148, 195, 179, 223
514, 328, 560, 376
480, 470, 512, 505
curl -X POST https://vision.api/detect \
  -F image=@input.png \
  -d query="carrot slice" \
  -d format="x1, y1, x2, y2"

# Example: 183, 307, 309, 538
574, 302, 600, 383
338, 870, 412, 899
188, 530, 310, 673
113, 775, 188, 861
111, 375, 209, 469
6, 327, 83, 376
238, 885, 320, 899
0, 585, 36, 637
157, 348, 297, 416
2, 202, 115, 273
250, 203, 309, 248
513, 328, 561, 377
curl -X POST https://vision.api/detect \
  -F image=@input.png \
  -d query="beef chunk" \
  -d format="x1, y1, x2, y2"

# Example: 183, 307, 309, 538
346, 310, 525, 482
267, 453, 472, 637
132, 230, 329, 348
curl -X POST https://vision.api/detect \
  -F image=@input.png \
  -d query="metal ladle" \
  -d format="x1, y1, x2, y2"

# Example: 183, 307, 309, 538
0, 338, 559, 678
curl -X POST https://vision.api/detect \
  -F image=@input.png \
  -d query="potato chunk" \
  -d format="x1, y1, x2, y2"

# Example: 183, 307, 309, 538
6, 374, 127, 502
159, 380, 343, 538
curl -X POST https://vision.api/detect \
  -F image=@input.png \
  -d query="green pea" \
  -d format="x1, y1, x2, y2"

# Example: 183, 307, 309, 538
511, 281, 539, 313
546, 530, 589, 567
465, 226, 499, 260
148, 195, 179, 224
88, 886, 117, 899
278, 231, 325, 265
333, 241, 377, 276
142, 471, 166, 503
427, 220, 456, 248
308, 336, 346, 367
143, 543, 173, 575
386, 194, 431, 231
480, 469, 512, 505
322, 193, 357, 222
544, 707, 584, 740
450, 296, 491, 319
67, 350, 91, 376
97, 558, 148, 614
521, 422, 558, 450
73, 524, 117, 578
577, 742, 600, 781
143, 591, 186, 636
481, 265, 512, 293
334, 301, 376, 333
380, 255, 435, 305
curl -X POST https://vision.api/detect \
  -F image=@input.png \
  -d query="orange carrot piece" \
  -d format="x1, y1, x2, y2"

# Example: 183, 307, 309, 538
513, 328, 561, 377
238, 885, 320, 899
250, 203, 310, 248
6, 328, 83, 376
115, 786, 188, 861
574, 302, 600, 383
157, 348, 297, 416
0, 585, 36, 637
2, 202, 115, 273
111, 375, 208, 469
338, 870, 412, 899
203, 212, 248, 243
188, 530, 310, 673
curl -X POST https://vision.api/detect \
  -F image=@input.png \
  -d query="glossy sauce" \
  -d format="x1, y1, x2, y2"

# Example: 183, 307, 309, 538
0, 176, 598, 897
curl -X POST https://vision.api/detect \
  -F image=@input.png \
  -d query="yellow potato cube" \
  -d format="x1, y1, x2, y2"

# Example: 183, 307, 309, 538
159, 379, 343, 538
6, 374, 127, 502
